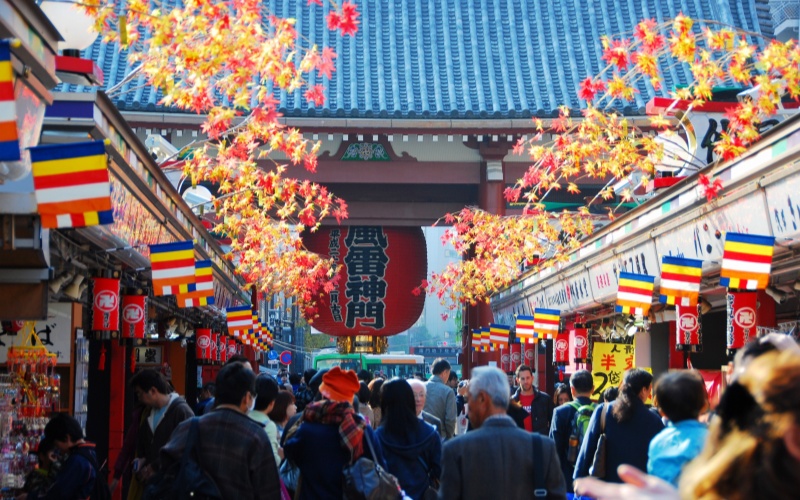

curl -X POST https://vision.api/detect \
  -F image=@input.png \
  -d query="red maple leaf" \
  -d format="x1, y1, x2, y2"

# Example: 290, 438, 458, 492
318, 47, 337, 79
698, 174, 724, 201
338, 2, 360, 36
578, 77, 606, 101
602, 39, 631, 71
305, 84, 326, 106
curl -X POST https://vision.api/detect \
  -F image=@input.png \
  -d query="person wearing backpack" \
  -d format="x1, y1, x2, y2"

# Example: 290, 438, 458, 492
549, 370, 595, 494
24, 413, 110, 500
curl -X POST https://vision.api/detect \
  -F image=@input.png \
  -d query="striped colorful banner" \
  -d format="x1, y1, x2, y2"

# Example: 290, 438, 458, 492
149, 241, 196, 296
175, 260, 215, 307
534, 308, 560, 340
0, 40, 19, 162
720, 232, 775, 290
481, 326, 491, 352
616, 272, 655, 315
516, 315, 535, 344
30, 140, 113, 228
489, 323, 510, 348
659, 256, 703, 306
471, 328, 480, 351
226, 305, 253, 337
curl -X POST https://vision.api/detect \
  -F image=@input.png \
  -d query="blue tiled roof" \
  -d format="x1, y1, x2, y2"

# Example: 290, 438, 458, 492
62, 0, 773, 118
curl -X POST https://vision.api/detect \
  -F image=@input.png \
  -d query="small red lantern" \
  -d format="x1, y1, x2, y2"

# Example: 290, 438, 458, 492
196, 328, 212, 363
92, 278, 120, 333
510, 342, 522, 371
554, 332, 570, 365
121, 295, 146, 339
727, 291, 757, 352
211, 333, 219, 364
219, 335, 228, 364
676, 304, 702, 352
572, 325, 589, 364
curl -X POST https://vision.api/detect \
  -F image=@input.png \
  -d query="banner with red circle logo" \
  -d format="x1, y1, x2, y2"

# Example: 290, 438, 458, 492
196, 328, 212, 361
676, 304, 701, 351
727, 291, 757, 350
121, 295, 146, 339
554, 332, 570, 365
303, 226, 427, 336
92, 278, 120, 332
572, 326, 589, 363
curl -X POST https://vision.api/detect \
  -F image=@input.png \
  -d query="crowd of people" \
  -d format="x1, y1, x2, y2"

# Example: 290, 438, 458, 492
15, 333, 800, 500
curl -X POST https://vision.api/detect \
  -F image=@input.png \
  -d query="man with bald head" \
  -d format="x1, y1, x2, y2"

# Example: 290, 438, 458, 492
408, 378, 444, 440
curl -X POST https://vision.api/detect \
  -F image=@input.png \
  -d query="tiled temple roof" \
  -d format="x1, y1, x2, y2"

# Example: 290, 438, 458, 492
63, 0, 773, 118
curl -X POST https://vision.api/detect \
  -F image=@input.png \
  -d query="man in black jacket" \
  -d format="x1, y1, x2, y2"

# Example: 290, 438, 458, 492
440, 366, 566, 499
511, 364, 554, 434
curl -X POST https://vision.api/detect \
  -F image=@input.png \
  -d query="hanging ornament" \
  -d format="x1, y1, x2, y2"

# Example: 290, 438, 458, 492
98, 345, 107, 371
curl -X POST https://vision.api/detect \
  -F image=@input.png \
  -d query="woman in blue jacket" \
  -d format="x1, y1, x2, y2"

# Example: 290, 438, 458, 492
574, 368, 664, 484
376, 378, 442, 500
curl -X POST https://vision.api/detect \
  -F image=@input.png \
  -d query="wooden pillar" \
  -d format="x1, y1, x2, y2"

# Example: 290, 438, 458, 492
108, 341, 126, 499
463, 153, 507, 378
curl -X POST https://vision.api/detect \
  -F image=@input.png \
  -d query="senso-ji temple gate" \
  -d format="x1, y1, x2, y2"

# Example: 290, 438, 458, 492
64, 0, 773, 382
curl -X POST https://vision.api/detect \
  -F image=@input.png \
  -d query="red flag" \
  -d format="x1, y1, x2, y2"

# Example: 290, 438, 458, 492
727, 291, 757, 351
121, 295, 146, 339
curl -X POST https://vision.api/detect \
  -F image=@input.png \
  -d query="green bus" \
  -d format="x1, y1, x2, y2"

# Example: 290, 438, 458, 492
313, 351, 425, 379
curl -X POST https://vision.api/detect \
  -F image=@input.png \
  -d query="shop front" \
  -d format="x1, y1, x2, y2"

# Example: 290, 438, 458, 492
491, 111, 800, 397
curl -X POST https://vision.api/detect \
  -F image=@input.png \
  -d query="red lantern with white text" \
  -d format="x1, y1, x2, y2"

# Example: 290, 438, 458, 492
727, 292, 757, 352
676, 304, 702, 352
92, 278, 120, 334
303, 226, 427, 336
121, 295, 146, 339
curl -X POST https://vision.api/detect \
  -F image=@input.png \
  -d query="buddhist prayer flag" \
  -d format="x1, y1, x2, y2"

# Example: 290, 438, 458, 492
0, 40, 19, 162
534, 309, 560, 340
471, 328, 480, 351
489, 323, 510, 349
516, 315, 535, 344
226, 305, 253, 337
149, 241, 196, 296
616, 272, 655, 315
30, 140, 113, 228
720, 232, 775, 290
659, 256, 703, 306
175, 260, 215, 307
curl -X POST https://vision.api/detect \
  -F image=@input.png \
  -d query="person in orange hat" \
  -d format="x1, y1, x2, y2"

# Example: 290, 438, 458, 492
284, 366, 387, 500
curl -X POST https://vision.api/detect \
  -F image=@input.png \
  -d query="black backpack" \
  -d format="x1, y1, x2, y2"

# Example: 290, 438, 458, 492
144, 417, 222, 500
70, 445, 111, 500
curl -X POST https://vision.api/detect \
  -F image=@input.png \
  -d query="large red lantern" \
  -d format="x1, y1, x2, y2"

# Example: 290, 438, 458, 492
121, 295, 146, 339
676, 304, 702, 352
227, 338, 237, 359
727, 292, 757, 351
303, 226, 427, 336
92, 278, 120, 332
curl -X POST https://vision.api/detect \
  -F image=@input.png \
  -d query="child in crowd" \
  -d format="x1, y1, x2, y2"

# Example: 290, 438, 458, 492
23, 437, 60, 496
646, 371, 708, 486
